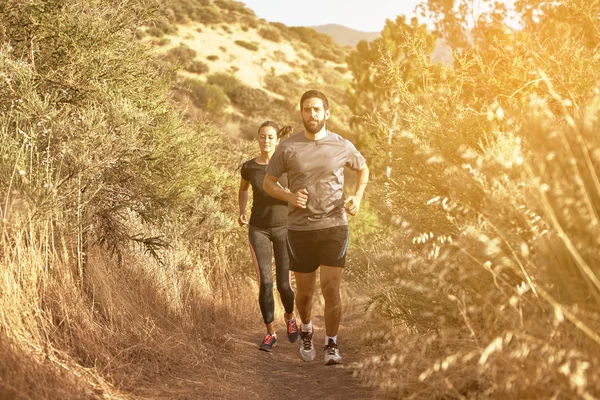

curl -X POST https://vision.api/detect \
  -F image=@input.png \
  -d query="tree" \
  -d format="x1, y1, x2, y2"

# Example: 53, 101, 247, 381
346, 15, 436, 209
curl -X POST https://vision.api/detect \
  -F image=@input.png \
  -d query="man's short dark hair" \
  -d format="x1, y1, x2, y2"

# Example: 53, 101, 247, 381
300, 90, 329, 111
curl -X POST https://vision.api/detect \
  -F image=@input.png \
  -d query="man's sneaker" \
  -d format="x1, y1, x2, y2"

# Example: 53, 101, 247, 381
258, 333, 277, 352
298, 329, 316, 361
323, 339, 342, 365
286, 318, 299, 343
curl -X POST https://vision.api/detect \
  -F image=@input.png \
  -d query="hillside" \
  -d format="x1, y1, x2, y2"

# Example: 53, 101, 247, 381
310, 24, 380, 47
139, 0, 355, 140
312, 23, 453, 65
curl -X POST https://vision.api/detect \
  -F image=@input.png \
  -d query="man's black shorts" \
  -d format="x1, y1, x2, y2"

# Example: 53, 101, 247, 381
286, 226, 350, 273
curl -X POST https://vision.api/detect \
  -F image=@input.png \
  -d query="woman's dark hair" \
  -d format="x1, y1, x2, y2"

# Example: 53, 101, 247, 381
258, 120, 293, 139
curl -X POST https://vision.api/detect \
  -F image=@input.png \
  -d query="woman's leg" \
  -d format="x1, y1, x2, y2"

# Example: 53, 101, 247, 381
248, 226, 275, 332
272, 225, 295, 315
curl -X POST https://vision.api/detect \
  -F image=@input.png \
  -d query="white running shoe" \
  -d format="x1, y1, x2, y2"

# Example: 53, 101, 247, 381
323, 339, 342, 365
298, 329, 316, 361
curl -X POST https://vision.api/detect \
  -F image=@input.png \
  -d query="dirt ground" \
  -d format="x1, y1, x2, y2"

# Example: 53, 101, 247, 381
131, 307, 377, 400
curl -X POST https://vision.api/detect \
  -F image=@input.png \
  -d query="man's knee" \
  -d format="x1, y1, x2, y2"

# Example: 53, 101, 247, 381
321, 281, 341, 302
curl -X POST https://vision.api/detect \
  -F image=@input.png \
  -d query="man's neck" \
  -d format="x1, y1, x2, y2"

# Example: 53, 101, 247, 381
304, 127, 327, 141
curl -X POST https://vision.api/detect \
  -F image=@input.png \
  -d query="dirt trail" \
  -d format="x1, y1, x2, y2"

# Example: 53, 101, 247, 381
215, 313, 376, 400
132, 307, 377, 400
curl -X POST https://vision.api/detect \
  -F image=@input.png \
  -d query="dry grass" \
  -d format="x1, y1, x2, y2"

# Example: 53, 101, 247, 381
0, 208, 259, 399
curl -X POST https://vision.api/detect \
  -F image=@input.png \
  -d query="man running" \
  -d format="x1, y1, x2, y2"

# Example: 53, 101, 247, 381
263, 90, 369, 365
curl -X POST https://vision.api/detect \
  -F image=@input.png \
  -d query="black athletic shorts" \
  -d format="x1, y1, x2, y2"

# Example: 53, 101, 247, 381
286, 225, 350, 273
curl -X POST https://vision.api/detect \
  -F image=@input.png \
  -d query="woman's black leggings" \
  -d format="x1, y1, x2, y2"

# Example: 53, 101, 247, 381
248, 225, 295, 325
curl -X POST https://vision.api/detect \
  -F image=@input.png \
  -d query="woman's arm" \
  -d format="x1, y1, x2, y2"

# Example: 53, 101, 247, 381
238, 178, 250, 226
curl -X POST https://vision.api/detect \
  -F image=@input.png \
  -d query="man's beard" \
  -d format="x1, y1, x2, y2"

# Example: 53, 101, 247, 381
303, 118, 325, 134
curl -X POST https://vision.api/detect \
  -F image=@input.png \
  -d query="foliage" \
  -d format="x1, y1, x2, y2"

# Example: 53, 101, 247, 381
352, 1, 600, 398
0, 0, 255, 397
164, 0, 254, 25
206, 72, 242, 96
164, 44, 197, 66
263, 73, 302, 99
288, 26, 348, 63
234, 39, 259, 51
258, 27, 281, 43
185, 59, 209, 74
228, 85, 270, 115
183, 79, 229, 115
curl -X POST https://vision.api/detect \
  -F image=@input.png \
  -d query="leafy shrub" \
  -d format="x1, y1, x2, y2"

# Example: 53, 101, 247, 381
135, 29, 146, 39
240, 15, 258, 29
195, 6, 222, 24
288, 26, 348, 63
164, 45, 197, 65
221, 24, 232, 34
206, 55, 219, 61
234, 40, 259, 51
185, 60, 209, 74
206, 72, 242, 96
184, 79, 229, 115
264, 73, 300, 99
334, 66, 348, 74
269, 22, 296, 41
156, 37, 171, 46
258, 27, 281, 43
228, 86, 270, 115
146, 27, 163, 37
213, 0, 255, 16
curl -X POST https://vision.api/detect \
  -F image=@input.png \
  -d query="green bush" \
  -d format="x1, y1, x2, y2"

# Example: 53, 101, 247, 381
240, 15, 258, 29
206, 72, 242, 96
185, 60, 209, 74
195, 6, 222, 24
288, 26, 348, 63
146, 27, 163, 37
184, 79, 229, 116
234, 40, 259, 51
228, 86, 270, 115
213, 0, 254, 16
258, 27, 281, 43
164, 45, 197, 65
263, 73, 300, 99
0, 0, 229, 259
206, 55, 219, 61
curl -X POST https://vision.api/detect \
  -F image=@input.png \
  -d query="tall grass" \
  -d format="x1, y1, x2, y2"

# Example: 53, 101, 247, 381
353, 7, 600, 399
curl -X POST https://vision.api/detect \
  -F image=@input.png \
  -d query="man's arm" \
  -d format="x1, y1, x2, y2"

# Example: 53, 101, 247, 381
263, 173, 308, 209
345, 163, 369, 216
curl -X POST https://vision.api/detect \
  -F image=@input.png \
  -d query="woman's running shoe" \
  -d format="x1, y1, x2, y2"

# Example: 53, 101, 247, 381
286, 318, 299, 343
258, 333, 277, 352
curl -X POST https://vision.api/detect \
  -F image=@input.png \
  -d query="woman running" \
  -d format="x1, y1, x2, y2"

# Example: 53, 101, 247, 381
238, 121, 298, 351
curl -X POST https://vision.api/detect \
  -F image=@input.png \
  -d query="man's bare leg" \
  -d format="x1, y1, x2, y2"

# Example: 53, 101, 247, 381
294, 271, 317, 325
320, 266, 343, 337
295, 270, 317, 361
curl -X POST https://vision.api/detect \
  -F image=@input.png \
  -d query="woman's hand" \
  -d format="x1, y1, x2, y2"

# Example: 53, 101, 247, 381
238, 214, 249, 226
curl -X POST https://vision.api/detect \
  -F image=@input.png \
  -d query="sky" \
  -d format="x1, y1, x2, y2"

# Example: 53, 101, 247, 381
241, 0, 517, 33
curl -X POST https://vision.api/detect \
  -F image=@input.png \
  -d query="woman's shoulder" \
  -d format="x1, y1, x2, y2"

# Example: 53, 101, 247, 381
242, 157, 259, 168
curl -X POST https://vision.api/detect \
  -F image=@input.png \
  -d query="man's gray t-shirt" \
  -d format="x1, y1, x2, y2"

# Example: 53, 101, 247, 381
266, 130, 366, 231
